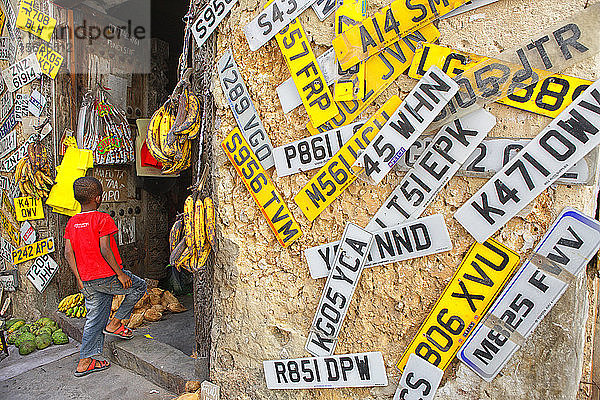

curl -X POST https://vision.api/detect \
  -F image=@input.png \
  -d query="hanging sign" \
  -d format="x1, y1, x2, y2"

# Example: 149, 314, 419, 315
0, 210, 19, 246
352, 66, 458, 185
191, 0, 239, 49
12, 236, 55, 265
2, 54, 42, 92
0, 269, 18, 291
14, 196, 44, 221
264, 352, 388, 389
26, 254, 58, 293
306, 214, 452, 279
36, 43, 63, 79
396, 239, 520, 372
408, 43, 593, 119
221, 128, 302, 247
454, 80, 600, 243
28, 90, 46, 117
395, 136, 598, 186
272, 121, 363, 177
458, 208, 600, 381
393, 354, 443, 400
0, 129, 16, 159
294, 96, 401, 221
308, 25, 440, 134
243, 0, 315, 51
305, 223, 374, 356
15, 0, 57, 42
217, 49, 275, 170
14, 93, 28, 121
20, 221, 36, 245
332, 0, 467, 70
277, 47, 338, 114
275, 20, 339, 128
366, 109, 496, 231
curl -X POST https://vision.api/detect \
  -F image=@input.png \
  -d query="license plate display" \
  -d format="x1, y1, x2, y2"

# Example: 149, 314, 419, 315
36, 43, 63, 79
396, 239, 520, 371
12, 236, 55, 265
408, 43, 593, 119
277, 47, 338, 114
454, 80, 600, 243
366, 109, 496, 231
310, 0, 337, 21
16, 0, 56, 42
26, 254, 58, 293
0, 90, 13, 120
0, 236, 15, 264
191, 0, 239, 49
308, 25, 440, 134
0, 122, 50, 172
272, 121, 363, 177
275, 19, 339, 128
305, 223, 374, 356
0, 210, 18, 246
263, 352, 388, 389
0, 129, 16, 159
2, 54, 41, 92
393, 354, 443, 400
332, 0, 466, 70
0, 111, 17, 139
0, 37, 14, 61
305, 214, 452, 279
221, 128, 302, 247
14, 196, 44, 221
294, 96, 401, 221
243, 0, 315, 51
217, 49, 275, 170
352, 66, 458, 185
458, 208, 600, 381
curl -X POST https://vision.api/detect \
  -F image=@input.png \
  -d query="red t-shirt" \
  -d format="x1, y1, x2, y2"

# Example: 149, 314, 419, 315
64, 211, 123, 281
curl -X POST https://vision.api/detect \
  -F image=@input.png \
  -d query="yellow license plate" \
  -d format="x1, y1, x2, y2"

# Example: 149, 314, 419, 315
332, 0, 466, 70
408, 43, 593, 119
0, 210, 19, 246
12, 236, 54, 265
36, 43, 63, 79
2, 191, 16, 221
14, 196, 44, 222
307, 24, 440, 135
294, 96, 401, 221
0, 7, 6, 35
396, 239, 520, 372
16, 0, 56, 43
221, 128, 302, 247
275, 20, 339, 128
334, 0, 367, 102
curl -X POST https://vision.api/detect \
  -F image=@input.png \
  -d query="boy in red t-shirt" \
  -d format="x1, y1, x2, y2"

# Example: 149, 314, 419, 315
64, 177, 146, 377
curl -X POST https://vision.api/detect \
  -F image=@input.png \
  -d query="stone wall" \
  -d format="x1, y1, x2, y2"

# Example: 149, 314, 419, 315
209, 0, 600, 398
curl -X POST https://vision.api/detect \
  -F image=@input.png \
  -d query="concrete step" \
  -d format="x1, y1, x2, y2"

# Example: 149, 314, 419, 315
53, 311, 198, 394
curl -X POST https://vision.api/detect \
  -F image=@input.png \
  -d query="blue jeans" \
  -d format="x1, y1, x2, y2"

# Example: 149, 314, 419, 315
79, 270, 147, 359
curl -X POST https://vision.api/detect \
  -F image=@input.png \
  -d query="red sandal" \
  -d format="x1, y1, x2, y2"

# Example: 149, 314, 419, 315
102, 324, 133, 339
74, 359, 111, 377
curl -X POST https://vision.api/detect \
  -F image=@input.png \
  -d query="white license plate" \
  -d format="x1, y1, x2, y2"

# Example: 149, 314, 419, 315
0, 236, 14, 264
352, 66, 458, 184
2, 54, 41, 92
305, 223, 374, 356
367, 109, 496, 231
0, 111, 17, 139
14, 93, 29, 122
217, 49, 275, 170
277, 47, 338, 113
396, 137, 597, 186
305, 214, 452, 279
263, 351, 388, 389
310, 0, 338, 20
191, 0, 239, 49
20, 220, 36, 245
26, 254, 58, 293
454, 80, 600, 243
393, 354, 443, 400
0, 90, 13, 121
0, 129, 16, 159
441, 0, 500, 19
243, 0, 315, 51
273, 121, 363, 177
458, 207, 600, 381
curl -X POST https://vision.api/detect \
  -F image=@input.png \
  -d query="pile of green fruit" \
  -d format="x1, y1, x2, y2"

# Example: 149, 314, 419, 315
4, 317, 69, 355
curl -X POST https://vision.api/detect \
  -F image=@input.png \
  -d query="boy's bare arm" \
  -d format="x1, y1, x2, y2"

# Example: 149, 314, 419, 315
99, 234, 132, 289
65, 239, 83, 291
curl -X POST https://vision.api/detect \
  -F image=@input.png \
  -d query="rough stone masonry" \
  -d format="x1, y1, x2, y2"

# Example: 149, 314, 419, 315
209, 0, 600, 398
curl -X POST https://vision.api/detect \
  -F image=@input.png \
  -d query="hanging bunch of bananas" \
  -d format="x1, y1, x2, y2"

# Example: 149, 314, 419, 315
57, 293, 87, 318
168, 194, 215, 273
14, 142, 55, 199
146, 69, 201, 175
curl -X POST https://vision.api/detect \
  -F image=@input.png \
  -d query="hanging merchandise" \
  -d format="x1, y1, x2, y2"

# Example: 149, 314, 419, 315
13, 139, 54, 199
76, 86, 135, 165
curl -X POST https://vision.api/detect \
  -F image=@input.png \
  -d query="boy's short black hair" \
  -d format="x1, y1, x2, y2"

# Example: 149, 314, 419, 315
73, 177, 103, 204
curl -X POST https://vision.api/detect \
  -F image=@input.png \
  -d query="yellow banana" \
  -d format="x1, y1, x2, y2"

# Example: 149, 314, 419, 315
204, 197, 215, 248
183, 195, 194, 249
169, 218, 184, 254
146, 106, 170, 163
194, 196, 205, 252
195, 240, 211, 272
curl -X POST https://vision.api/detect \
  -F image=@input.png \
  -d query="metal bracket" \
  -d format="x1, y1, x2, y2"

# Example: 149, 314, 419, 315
529, 252, 577, 283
